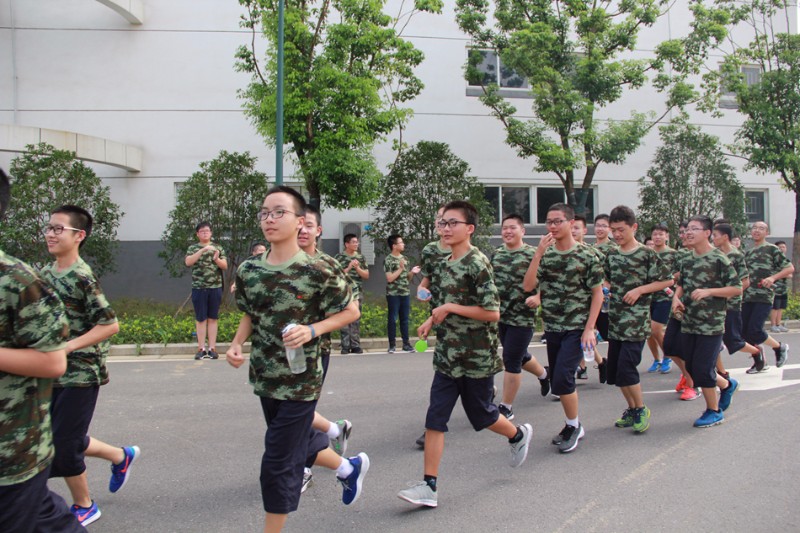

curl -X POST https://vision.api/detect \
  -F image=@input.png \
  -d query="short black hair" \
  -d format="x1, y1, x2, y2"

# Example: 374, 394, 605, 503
713, 222, 733, 240
195, 221, 211, 232
573, 214, 587, 227
250, 241, 267, 254
609, 205, 636, 226
502, 213, 525, 226
52, 205, 93, 247
651, 223, 669, 234
266, 185, 307, 215
303, 204, 321, 226
387, 234, 402, 248
688, 214, 713, 232
0, 168, 9, 219
594, 213, 609, 224
775, 240, 787, 247
343, 233, 357, 244
547, 202, 574, 221
679, 220, 688, 229
443, 200, 479, 226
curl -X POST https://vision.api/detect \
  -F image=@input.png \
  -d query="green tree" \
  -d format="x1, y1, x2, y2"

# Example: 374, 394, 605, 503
454, 0, 698, 214
2, 143, 123, 275
368, 141, 493, 260
159, 151, 271, 295
235, 0, 443, 210
638, 117, 746, 244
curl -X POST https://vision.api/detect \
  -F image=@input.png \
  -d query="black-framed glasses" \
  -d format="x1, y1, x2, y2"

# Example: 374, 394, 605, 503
545, 219, 567, 227
42, 224, 82, 236
257, 209, 298, 221
436, 219, 470, 229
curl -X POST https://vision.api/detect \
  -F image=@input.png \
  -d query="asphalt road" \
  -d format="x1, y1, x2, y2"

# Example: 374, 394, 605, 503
50, 333, 800, 532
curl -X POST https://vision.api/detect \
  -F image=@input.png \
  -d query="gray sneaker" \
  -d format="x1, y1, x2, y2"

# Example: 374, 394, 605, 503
301, 467, 313, 494
509, 423, 532, 467
776, 343, 789, 368
778, 325, 789, 333
556, 423, 584, 453
770, 325, 782, 333
330, 420, 352, 456
398, 481, 438, 507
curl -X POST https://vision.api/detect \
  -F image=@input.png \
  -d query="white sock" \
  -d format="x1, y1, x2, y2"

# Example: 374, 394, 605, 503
539, 368, 548, 380
566, 417, 579, 428
326, 422, 340, 439
336, 457, 354, 479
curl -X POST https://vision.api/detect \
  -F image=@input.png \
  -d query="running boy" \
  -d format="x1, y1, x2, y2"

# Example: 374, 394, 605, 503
646, 224, 677, 374
40, 205, 138, 526
397, 201, 532, 509
226, 187, 368, 533
593, 214, 616, 343
769, 241, 789, 333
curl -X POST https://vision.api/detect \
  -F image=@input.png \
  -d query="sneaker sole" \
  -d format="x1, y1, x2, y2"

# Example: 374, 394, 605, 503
694, 418, 724, 428
558, 426, 584, 453
301, 476, 313, 494
397, 493, 438, 507
80, 509, 102, 526
110, 446, 140, 493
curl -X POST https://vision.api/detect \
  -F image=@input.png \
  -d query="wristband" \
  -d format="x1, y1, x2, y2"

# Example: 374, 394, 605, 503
309, 324, 316, 339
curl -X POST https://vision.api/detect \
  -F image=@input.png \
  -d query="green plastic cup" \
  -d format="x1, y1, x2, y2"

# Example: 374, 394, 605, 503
415, 339, 428, 353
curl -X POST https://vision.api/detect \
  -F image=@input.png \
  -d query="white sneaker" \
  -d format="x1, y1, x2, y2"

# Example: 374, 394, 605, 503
301, 467, 313, 493
509, 423, 533, 467
398, 481, 438, 507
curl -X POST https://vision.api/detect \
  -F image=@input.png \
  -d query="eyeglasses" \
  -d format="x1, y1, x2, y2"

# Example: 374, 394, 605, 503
594, 224, 609, 229
545, 219, 567, 227
436, 219, 470, 229
42, 224, 82, 236
685, 226, 706, 233
257, 209, 298, 221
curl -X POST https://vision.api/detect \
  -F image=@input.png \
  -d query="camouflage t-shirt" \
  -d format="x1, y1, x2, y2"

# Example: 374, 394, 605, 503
651, 247, 678, 303
604, 244, 672, 341
594, 240, 618, 259
491, 244, 537, 328
725, 247, 748, 311
744, 243, 792, 304
186, 242, 226, 289
431, 246, 502, 379
312, 249, 344, 358
335, 252, 367, 299
538, 243, 605, 332
40, 258, 117, 388
678, 248, 740, 335
384, 254, 410, 296
420, 240, 450, 307
236, 249, 352, 401
0, 250, 69, 486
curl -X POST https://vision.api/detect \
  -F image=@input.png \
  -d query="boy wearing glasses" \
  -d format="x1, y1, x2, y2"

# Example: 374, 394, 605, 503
398, 201, 532, 509
672, 215, 741, 427
593, 214, 616, 343
523, 203, 604, 453
742, 221, 793, 372
185, 222, 228, 360
335, 235, 369, 354
646, 224, 678, 374
226, 187, 367, 533
40, 205, 138, 526
385, 235, 420, 353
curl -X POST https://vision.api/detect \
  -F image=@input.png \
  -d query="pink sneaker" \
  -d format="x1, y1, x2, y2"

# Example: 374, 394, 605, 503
680, 386, 700, 401
675, 374, 687, 392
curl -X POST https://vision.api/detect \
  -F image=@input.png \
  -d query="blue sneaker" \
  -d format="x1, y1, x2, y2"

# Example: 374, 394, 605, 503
109, 445, 140, 493
718, 378, 739, 412
659, 358, 673, 374
71, 501, 101, 526
694, 409, 724, 428
338, 452, 370, 505
647, 360, 661, 373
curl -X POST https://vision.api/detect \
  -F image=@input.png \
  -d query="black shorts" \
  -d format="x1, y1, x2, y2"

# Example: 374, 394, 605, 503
722, 309, 746, 354
596, 312, 609, 341
681, 333, 722, 389
258, 397, 328, 514
650, 301, 671, 325
544, 330, 583, 396
742, 302, 771, 346
499, 323, 534, 374
0, 467, 82, 533
773, 295, 788, 310
663, 317, 683, 358
425, 372, 499, 432
606, 339, 645, 387
49, 386, 99, 478
191, 287, 223, 322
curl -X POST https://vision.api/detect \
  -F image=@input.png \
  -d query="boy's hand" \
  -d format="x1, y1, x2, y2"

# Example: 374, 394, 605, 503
226, 343, 245, 368
213, 249, 220, 261
431, 304, 451, 324
622, 287, 643, 305
581, 327, 596, 352
411, 265, 421, 275
535, 233, 555, 257
690, 288, 711, 301
203, 245, 216, 254
417, 317, 433, 339
672, 299, 685, 315
283, 325, 312, 348
525, 294, 540, 308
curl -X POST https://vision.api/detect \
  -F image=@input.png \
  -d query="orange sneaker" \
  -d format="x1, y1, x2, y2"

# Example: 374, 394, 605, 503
675, 374, 687, 392
680, 386, 700, 401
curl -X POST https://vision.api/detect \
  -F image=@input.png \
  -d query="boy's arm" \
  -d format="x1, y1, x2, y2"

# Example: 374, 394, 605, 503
385, 258, 405, 283
431, 303, 499, 324
762, 264, 794, 287
66, 322, 120, 354
622, 279, 674, 305
690, 285, 742, 300
355, 259, 369, 280
0, 348, 67, 379
226, 314, 253, 369
213, 248, 228, 270
523, 234, 554, 292
283, 300, 360, 348
185, 245, 213, 267
582, 284, 603, 349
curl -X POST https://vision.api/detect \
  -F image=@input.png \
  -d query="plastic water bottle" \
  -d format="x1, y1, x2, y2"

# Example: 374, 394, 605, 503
582, 344, 595, 362
664, 287, 674, 297
602, 286, 610, 312
417, 287, 432, 301
281, 324, 307, 374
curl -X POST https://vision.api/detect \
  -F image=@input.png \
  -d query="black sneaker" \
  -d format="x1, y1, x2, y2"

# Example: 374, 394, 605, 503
350, 347, 364, 354
403, 344, 414, 353
387, 346, 396, 354
206, 349, 219, 360
194, 350, 206, 360
538, 376, 550, 397
415, 432, 425, 449
557, 423, 584, 453
340, 348, 350, 355
576, 366, 588, 380
775, 343, 789, 368
498, 404, 515, 421
597, 358, 608, 384
747, 347, 766, 374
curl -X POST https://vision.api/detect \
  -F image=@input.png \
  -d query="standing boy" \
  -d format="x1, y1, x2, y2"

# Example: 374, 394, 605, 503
226, 187, 368, 533
492, 214, 550, 421
523, 203, 604, 453
646, 224, 677, 374
769, 241, 789, 333
672, 216, 741, 427
185, 222, 228, 360
603, 206, 672, 434
385, 235, 420, 353
335, 234, 369, 354
397, 201, 532, 509
0, 170, 82, 532
41, 205, 139, 526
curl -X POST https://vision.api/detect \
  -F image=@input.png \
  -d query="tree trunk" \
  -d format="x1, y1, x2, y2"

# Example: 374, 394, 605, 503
793, 188, 800, 294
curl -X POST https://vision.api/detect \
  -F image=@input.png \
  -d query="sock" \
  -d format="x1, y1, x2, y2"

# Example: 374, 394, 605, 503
423, 475, 437, 491
336, 457, 354, 479
500, 402, 512, 409
326, 423, 340, 439
566, 417, 579, 428
539, 368, 548, 380
508, 427, 523, 444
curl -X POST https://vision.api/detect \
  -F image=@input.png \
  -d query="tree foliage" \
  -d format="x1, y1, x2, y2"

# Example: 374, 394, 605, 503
638, 118, 746, 244
159, 151, 271, 293
2, 143, 123, 275
454, 0, 698, 213
235, 0, 442, 209
368, 141, 493, 260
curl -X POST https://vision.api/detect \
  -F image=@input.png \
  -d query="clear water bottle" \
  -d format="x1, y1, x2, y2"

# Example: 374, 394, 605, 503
582, 344, 595, 362
282, 324, 307, 374
602, 286, 610, 312
664, 287, 674, 297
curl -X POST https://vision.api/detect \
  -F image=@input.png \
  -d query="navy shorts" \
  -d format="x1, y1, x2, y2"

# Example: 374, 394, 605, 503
663, 317, 683, 358
606, 339, 645, 387
742, 302, 771, 346
722, 309, 746, 354
191, 287, 223, 322
650, 301, 671, 325
0, 467, 82, 533
544, 330, 583, 396
596, 312, 609, 341
773, 295, 788, 310
499, 323, 534, 374
258, 397, 328, 514
49, 386, 99, 478
425, 372, 499, 432
681, 333, 722, 389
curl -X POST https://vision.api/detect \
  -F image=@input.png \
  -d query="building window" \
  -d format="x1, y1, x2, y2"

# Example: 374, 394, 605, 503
720, 65, 762, 109
744, 190, 766, 223
535, 187, 595, 224
467, 49, 529, 97
174, 182, 185, 204
484, 186, 532, 224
